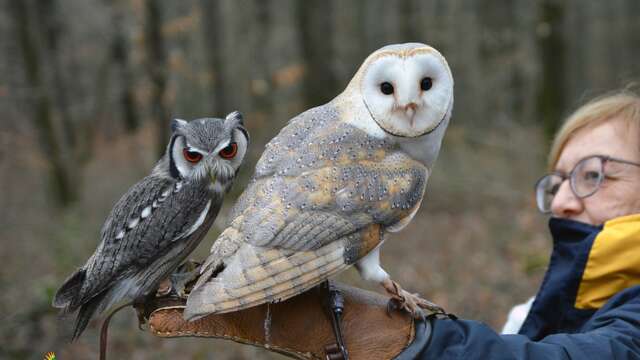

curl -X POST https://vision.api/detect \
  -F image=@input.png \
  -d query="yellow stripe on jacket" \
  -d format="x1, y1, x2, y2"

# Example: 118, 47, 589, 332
575, 213, 640, 309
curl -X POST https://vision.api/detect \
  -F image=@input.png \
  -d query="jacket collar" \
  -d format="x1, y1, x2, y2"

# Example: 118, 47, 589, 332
520, 215, 640, 339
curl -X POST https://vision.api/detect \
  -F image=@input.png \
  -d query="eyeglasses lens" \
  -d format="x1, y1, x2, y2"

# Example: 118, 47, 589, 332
536, 174, 562, 213
535, 156, 605, 213
571, 156, 604, 198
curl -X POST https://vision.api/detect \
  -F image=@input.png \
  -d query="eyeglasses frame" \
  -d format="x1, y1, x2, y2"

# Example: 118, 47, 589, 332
535, 154, 640, 214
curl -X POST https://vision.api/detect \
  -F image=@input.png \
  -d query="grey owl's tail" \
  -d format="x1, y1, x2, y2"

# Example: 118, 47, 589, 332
71, 291, 108, 340
52, 269, 85, 310
52, 268, 108, 340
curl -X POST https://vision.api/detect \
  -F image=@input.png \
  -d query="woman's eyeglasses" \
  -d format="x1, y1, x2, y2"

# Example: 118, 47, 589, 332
535, 155, 640, 214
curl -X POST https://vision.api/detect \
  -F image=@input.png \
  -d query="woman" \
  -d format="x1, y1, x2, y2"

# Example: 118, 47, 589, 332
416, 90, 640, 358
144, 90, 640, 359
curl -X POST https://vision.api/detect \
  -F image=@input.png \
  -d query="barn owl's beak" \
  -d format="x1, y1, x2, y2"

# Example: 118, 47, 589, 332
404, 103, 417, 127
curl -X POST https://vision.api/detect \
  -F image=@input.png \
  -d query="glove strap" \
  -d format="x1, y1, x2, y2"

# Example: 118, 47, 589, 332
324, 281, 349, 360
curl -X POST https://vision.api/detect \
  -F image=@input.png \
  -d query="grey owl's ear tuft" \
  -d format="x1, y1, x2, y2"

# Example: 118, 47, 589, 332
225, 111, 248, 142
225, 111, 243, 125
171, 119, 188, 133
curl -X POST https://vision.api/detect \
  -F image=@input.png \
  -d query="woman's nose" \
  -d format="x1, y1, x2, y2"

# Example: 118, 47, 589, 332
550, 180, 584, 218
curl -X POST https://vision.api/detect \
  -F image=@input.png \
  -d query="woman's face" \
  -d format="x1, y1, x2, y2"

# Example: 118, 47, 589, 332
551, 118, 640, 225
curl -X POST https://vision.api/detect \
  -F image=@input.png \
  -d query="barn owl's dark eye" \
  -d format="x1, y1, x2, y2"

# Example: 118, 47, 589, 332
420, 77, 433, 91
380, 82, 394, 95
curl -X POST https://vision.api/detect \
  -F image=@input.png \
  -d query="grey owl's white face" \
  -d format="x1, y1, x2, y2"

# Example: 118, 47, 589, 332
360, 45, 453, 138
169, 111, 248, 187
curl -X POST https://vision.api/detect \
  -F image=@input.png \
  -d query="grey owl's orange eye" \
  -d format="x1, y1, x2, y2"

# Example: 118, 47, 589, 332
219, 142, 238, 159
183, 148, 203, 163
380, 82, 394, 95
421, 77, 433, 91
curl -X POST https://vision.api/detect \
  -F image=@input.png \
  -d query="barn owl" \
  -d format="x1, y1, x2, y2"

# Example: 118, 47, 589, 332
184, 43, 453, 320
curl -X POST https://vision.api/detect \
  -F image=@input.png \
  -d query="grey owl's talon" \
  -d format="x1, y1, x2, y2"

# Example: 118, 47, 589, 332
169, 260, 202, 298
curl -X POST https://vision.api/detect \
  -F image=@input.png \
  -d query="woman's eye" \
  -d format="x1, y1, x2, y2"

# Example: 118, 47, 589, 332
183, 148, 203, 163
380, 82, 394, 95
219, 142, 238, 159
420, 77, 433, 91
583, 171, 601, 181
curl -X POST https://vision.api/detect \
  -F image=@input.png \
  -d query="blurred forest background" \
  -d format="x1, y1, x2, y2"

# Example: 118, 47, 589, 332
1, 0, 639, 358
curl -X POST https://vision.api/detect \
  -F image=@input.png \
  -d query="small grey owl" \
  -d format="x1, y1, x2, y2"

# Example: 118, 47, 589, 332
52, 112, 248, 339
185, 43, 453, 320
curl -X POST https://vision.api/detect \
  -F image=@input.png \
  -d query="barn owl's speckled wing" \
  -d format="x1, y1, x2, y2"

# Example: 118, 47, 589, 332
184, 105, 428, 319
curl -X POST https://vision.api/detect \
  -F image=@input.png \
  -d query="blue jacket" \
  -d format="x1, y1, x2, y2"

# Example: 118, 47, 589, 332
410, 215, 640, 359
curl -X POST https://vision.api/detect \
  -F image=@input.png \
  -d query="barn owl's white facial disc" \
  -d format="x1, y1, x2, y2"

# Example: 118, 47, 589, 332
361, 49, 453, 138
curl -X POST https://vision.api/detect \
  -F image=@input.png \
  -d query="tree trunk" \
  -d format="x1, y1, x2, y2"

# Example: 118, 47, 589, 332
11, 0, 77, 206
112, 9, 139, 132
536, 0, 566, 145
145, 0, 170, 156
297, 0, 338, 107
200, 0, 227, 115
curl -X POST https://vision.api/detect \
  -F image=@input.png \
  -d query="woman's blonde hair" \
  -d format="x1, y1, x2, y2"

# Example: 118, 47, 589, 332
548, 89, 640, 170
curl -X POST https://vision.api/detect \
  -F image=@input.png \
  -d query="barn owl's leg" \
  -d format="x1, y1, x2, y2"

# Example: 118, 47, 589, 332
356, 245, 444, 318
381, 278, 445, 317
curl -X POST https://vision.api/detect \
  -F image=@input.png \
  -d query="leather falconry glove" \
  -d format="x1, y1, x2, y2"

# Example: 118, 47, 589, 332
136, 278, 433, 360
